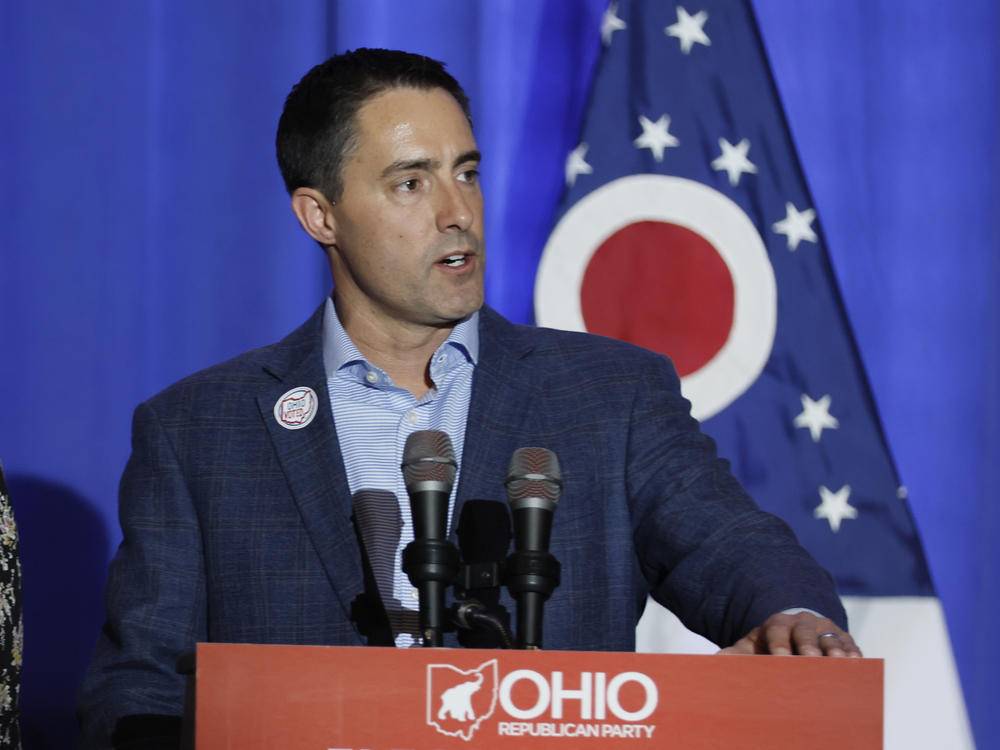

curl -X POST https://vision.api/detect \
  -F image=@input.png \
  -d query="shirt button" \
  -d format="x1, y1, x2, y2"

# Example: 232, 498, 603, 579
364, 371, 378, 384
405, 410, 419, 425
436, 354, 446, 363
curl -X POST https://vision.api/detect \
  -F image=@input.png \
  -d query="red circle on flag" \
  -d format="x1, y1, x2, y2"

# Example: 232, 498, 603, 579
535, 175, 776, 421
580, 220, 735, 377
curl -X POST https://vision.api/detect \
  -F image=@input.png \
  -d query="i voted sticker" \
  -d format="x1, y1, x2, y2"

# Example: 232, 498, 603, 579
273, 386, 318, 430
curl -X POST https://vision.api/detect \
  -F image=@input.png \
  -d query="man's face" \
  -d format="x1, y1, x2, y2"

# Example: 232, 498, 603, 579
326, 86, 485, 333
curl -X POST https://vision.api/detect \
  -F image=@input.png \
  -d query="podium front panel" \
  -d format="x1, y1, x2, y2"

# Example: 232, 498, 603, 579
195, 643, 881, 749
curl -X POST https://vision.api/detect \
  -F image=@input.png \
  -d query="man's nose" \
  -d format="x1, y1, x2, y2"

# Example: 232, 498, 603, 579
435, 180, 475, 233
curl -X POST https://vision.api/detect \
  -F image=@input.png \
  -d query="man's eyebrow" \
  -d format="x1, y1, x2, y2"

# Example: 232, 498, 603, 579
380, 157, 438, 179
454, 150, 481, 168
379, 150, 481, 179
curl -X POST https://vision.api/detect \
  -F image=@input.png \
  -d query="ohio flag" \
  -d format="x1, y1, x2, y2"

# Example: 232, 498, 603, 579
535, 2, 974, 748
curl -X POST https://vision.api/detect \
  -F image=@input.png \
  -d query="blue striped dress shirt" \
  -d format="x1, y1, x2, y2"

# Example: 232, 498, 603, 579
321, 296, 478, 646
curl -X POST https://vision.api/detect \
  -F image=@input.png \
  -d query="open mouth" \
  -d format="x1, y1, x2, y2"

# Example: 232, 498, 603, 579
439, 253, 471, 268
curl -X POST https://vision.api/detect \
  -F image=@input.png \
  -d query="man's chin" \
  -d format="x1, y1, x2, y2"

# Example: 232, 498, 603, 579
433, 298, 483, 327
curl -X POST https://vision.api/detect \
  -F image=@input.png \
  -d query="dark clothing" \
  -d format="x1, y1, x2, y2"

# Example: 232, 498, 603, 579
78, 305, 844, 747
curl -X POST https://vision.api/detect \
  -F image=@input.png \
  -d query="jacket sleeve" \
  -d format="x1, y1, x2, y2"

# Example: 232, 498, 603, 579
77, 401, 207, 749
624, 353, 846, 647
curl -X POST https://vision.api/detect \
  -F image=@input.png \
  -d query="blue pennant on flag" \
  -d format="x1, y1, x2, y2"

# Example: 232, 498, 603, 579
535, 0, 933, 597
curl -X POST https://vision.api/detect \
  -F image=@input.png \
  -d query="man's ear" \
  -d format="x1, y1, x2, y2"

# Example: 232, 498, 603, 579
290, 187, 338, 246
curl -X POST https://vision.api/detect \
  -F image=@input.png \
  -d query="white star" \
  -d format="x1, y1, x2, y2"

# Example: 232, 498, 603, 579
772, 202, 818, 250
601, 2, 627, 46
665, 6, 710, 54
814, 485, 858, 533
711, 137, 758, 187
794, 393, 839, 442
633, 114, 679, 161
565, 142, 593, 187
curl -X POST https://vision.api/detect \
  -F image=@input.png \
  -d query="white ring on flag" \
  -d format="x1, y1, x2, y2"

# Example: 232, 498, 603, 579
535, 174, 777, 421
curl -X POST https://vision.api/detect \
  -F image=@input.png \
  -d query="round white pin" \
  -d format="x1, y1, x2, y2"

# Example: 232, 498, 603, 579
273, 386, 318, 430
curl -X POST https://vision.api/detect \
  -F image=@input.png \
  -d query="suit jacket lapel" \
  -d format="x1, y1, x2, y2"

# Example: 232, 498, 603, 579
253, 305, 534, 630
256, 307, 365, 634
455, 308, 539, 521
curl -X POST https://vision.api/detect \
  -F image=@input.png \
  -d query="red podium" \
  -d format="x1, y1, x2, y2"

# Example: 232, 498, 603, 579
191, 643, 881, 748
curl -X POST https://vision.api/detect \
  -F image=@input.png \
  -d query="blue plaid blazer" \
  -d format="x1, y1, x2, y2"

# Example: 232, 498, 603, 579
78, 304, 844, 745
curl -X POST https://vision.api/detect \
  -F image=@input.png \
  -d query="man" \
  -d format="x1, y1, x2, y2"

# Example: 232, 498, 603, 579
0, 462, 22, 748
78, 48, 859, 748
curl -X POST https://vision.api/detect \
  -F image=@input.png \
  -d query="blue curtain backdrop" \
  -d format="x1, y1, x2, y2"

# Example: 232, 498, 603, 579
0, 1, 996, 748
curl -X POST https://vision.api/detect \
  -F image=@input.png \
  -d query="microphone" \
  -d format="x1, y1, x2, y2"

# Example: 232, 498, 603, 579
400, 430, 460, 647
454, 499, 514, 648
504, 447, 562, 649
350, 490, 402, 646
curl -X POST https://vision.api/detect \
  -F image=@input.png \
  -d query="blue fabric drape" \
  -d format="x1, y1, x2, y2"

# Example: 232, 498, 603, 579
0, 1, 995, 747
755, 6, 999, 749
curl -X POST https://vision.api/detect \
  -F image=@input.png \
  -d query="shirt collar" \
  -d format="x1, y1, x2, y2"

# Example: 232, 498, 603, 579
321, 295, 480, 377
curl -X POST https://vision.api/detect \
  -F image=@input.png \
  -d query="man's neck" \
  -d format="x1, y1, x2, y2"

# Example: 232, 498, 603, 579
335, 298, 455, 399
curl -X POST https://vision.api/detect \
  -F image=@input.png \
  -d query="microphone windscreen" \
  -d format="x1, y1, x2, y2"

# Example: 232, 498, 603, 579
457, 500, 511, 563
505, 447, 561, 510
402, 430, 457, 486
353, 490, 404, 595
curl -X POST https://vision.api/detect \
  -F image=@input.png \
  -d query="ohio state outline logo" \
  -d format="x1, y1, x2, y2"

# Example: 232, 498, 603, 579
426, 659, 499, 741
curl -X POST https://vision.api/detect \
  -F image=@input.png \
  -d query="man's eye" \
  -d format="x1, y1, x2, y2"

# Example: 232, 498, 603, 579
458, 169, 480, 184
398, 178, 420, 192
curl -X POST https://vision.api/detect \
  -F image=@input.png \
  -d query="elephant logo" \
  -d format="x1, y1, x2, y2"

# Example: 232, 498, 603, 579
427, 659, 498, 741
438, 672, 483, 721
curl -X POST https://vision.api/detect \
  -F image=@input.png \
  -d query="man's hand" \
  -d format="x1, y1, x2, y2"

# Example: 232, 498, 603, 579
718, 611, 862, 657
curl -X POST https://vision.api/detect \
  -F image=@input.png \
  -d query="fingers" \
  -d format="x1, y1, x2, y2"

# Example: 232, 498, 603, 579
792, 623, 827, 657
718, 627, 761, 655
766, 618, 797, 655
720, 613, 864, 657
792, 619, 862, 658
816, 628, 863, 658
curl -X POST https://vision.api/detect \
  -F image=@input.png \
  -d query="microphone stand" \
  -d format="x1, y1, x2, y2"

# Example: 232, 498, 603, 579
400, 432, 460, 648
504, 447, 562, 650
403, 535, 460, 647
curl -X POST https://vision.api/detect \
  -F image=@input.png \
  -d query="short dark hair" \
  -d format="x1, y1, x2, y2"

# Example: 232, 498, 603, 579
276, 48, 472, 202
